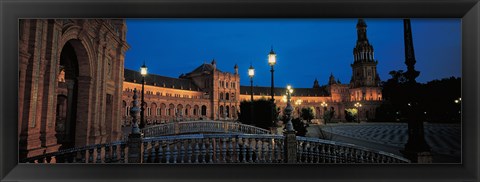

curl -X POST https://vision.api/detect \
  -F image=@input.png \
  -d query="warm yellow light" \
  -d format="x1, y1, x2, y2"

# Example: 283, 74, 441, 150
248, 65, 255, 78
268, 53, 276, 66
321, 101, 328, 107
287, 85, 291, 90
248, 69, 254, 77
140, 64, 148, 76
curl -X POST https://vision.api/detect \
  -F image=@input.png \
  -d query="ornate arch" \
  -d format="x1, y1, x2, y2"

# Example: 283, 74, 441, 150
59, 26, 96, 78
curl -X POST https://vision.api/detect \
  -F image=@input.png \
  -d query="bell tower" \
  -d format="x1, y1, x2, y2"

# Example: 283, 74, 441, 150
350, 19, 380, 88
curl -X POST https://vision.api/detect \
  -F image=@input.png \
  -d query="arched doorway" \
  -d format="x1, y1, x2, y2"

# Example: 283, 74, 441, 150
55, 40, 91, 149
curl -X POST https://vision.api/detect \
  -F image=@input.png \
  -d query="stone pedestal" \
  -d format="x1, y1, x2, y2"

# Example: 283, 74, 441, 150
284, 130, 297, 163
127, 133, 143, 163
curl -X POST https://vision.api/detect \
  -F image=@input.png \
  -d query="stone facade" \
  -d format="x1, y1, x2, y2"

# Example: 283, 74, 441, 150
19, 19, 129, 158
122, 60, 241, 125
121, 19, 383, 125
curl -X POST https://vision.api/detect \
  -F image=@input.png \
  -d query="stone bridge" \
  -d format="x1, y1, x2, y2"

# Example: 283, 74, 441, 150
22, 89, 410, 164
140, 120, 272, 137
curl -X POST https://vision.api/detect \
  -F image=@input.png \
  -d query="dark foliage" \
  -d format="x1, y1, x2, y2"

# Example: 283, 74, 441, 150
323, 109, 335, 124
378, 70, 461, 123
344, 109, 356, 122
291, 118, 308, 137
238, 98, 278, 130
300, 107, 314, 123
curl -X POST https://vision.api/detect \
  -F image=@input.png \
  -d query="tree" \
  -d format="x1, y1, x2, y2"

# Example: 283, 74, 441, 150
291, 118, 308, 136
344, 108, 357, 122
323, 109, 335, 124
238, 98, 277, 130
378, 69, 461, 123
300, 107, 315, 124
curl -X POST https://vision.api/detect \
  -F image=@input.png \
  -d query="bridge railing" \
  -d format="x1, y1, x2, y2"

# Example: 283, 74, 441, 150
141, 134, 284, 163
22, 141, 127, 163
23, 133, 409, 164
140, 121, 272, 138
296, 137, 410, 163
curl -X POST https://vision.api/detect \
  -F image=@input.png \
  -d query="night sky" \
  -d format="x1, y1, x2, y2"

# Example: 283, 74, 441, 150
124, 19, 461, 88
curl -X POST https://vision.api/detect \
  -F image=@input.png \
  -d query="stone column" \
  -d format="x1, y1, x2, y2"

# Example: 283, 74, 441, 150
18, 20, 31, 138
19, 20, 48, 158
75, 76, 93, 147
284, 130, 297, 163
41, 21, 62, 153
283, 92, 297, 163
128, 89, 143, 163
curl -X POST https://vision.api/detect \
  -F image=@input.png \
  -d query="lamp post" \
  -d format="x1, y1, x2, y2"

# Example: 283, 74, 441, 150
139, 62, 147, 129
248, 65, 255, 102
354, 102, 362, 123
401, 19, 431, 163
285, 85, 294, 131
268, 47, 277, 124
248, 64, 255, 125
321, 101, 328, 124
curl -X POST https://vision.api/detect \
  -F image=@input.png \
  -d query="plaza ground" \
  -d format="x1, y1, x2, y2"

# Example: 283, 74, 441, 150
306, 122, 461, 163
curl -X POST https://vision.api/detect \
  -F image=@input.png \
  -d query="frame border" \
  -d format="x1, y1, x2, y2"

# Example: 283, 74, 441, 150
1, 0, 479, 182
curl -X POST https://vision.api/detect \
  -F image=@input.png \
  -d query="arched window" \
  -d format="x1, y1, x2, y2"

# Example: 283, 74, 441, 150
201, 105, 207, 116
225, 93, 229, 100
220, 92, 224, 100
226, 106, 230, 117
219, 106, 224, 116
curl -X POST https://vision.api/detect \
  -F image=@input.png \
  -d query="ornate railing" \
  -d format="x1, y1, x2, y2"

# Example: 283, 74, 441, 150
22, 141, 127, 163
141, 134, 284, 163
140, 121, 272, 138
22, 133, 409, 164
23, 88, 409, 164
136, 133, 408, 163
296, 137, 410, 163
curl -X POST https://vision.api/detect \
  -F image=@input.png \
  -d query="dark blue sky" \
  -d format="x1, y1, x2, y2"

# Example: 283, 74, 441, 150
124, 19, 461, 88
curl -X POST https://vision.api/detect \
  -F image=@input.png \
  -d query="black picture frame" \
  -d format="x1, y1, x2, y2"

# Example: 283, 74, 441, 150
1, 0, 479, 182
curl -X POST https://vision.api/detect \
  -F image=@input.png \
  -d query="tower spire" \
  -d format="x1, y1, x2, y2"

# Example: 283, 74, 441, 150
403, 19, 420, 83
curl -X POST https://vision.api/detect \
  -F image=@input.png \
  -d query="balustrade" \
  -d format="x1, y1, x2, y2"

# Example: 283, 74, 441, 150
140, 134, 284, 164
22, 141, 126, 163
295, 137, 410, 163
25, 127, 409, 164
138, 121, 272, 138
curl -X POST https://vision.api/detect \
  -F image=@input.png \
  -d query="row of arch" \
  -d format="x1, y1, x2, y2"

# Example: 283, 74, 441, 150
122, 101, 207, 117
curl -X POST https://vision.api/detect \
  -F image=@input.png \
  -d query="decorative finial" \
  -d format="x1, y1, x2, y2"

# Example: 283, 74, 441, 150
130, 88, 141, 134
269, 45, 275, 54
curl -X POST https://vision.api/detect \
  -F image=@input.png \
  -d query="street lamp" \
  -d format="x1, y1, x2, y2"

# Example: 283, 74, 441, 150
268, 47, 277, 124
321, 101, 328, 124
139, 62, 148, 129
354, 102, 362, 123
248, 65, 255, 124
248, 65, 255, 102
284, 85, 294, 131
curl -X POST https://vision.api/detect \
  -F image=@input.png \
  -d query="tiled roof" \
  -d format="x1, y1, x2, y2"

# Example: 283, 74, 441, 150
239, 86, 330, 97
124, 69, 200, 91
184, 63, 222, 76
